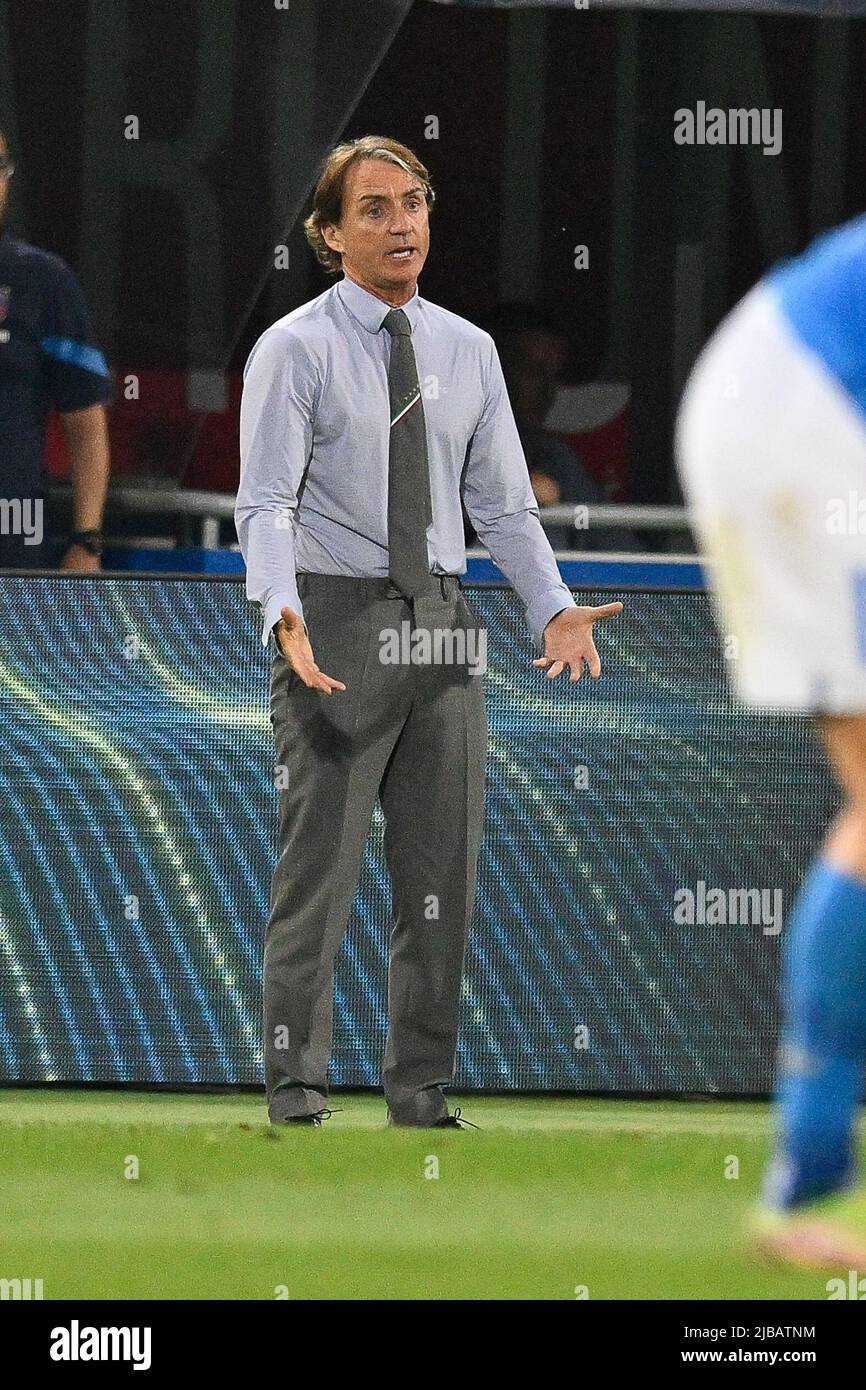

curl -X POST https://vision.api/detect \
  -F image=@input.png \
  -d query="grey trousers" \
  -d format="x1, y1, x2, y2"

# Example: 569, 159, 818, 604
264, 572, 488, 1125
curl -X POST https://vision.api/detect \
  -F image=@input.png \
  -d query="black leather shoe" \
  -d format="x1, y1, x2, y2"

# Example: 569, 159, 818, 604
386, 1107, 479, 1129
434, 1107, 478, 1130
275, 1107, 337, 1127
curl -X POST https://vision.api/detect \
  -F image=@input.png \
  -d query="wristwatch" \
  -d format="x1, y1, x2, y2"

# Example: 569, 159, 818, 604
68, 529, 104, 557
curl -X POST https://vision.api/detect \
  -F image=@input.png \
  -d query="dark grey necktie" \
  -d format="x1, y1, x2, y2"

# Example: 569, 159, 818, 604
382, 307, 433, 599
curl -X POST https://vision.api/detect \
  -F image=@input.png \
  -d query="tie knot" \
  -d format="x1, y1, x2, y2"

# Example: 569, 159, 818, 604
382, 308, 411, 338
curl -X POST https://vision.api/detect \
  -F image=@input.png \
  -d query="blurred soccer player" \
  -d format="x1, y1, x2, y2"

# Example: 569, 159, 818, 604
0, 127, 111, 569
677, 214, 866, 1269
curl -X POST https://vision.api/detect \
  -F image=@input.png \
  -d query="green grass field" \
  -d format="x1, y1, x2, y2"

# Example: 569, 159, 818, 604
0, 1089, 854, 1300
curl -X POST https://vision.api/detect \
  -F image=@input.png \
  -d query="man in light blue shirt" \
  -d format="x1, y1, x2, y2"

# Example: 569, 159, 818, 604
236, 135, 622, 1128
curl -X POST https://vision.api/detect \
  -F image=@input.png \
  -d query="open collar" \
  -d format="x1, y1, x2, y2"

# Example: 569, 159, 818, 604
337, 274, 422, 336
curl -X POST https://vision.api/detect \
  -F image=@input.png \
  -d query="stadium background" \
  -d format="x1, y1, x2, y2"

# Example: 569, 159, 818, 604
0, 0, 853, 1095
3, 0, 865, 505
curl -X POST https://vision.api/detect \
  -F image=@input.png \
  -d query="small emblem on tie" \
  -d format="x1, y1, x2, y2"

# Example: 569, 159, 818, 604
391, 387, 421, 428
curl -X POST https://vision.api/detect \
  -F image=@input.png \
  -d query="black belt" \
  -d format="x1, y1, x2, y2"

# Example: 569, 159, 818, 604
296, 572, 463, 602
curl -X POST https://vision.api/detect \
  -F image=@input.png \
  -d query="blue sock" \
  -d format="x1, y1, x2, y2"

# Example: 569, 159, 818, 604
764, 858, 866, 1211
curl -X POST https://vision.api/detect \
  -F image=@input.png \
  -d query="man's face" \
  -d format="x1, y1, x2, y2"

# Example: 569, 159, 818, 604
323, 158, 430, 301
0, 134, 10, 235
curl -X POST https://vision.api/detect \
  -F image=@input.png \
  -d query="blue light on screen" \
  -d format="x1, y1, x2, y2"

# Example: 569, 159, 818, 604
0, 575, 837, 1094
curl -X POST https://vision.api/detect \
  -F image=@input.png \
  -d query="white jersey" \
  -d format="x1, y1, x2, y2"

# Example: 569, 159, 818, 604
676, 217, 866, 714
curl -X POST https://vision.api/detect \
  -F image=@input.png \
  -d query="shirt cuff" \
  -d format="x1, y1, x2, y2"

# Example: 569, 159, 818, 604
526, 589, 577, 651
261, 591, 306, 648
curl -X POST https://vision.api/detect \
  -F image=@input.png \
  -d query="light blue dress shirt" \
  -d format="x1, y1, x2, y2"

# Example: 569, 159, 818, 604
235, 273, 576, 648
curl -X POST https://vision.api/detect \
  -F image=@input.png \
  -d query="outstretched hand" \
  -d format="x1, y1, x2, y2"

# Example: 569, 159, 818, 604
533, 602, 624, 682
275, 605, 347, 695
